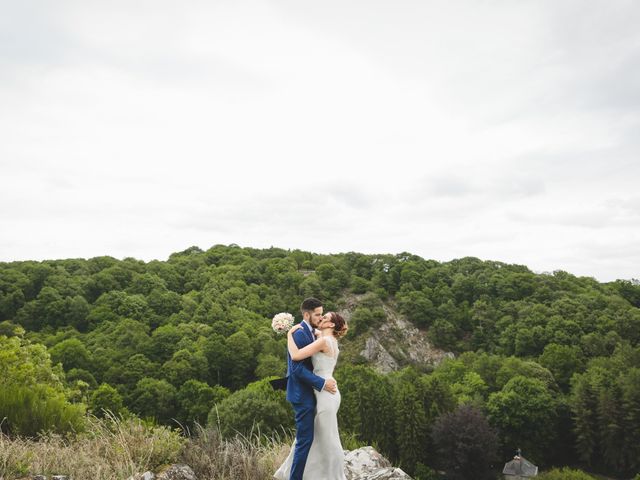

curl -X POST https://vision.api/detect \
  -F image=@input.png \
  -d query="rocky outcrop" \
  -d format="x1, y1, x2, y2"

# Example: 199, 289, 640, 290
345, 446, 412, 479
361, 336, 400, 373
128, 465, 196, 480
339, 293, 455, 373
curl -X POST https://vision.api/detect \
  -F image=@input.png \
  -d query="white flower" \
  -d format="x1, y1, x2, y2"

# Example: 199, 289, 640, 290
271, 312, 295, 335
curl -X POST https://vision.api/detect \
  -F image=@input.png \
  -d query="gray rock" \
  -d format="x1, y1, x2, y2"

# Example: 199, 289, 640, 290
33, 476, 47, 480
341, 294, 454, 374
128, 473, 155, 480
363, 468, 412, 479
345, 446, 412, 480
155, 464, 196, 480
360, 337, 399, 373
51, 477, 69, 480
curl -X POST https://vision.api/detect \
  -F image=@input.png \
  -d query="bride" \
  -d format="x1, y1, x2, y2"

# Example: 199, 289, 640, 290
274, 311, 349, 480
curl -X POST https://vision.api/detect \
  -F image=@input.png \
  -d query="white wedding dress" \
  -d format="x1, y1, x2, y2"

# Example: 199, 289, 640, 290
274, 335, 346, 480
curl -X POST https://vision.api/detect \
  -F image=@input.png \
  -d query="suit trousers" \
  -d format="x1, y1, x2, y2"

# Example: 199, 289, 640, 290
290, 401, 316, 480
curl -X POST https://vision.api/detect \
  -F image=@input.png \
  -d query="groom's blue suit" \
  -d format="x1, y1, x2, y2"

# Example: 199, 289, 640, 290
285, 321, 326, 480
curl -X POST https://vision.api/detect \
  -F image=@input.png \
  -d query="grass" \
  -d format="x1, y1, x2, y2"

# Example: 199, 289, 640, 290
179, 423, 292, 480
0, 412, 296, 480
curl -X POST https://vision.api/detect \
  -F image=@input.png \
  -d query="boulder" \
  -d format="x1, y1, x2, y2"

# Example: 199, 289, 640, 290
155, 464, 196, 480
344, 446, 412, 480
128, 473, 155, 480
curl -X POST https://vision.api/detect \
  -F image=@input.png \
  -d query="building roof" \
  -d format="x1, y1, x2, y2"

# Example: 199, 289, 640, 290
502, 456, 538, 477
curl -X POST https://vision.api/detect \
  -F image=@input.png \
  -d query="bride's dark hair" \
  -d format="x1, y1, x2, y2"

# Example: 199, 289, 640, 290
328, 312, 348, 338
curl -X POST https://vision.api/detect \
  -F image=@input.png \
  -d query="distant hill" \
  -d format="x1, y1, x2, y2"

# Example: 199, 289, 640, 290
2, 244, 640, 477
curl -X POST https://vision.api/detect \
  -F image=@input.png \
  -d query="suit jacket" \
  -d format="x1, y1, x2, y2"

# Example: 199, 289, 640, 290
285, 321, 325, 404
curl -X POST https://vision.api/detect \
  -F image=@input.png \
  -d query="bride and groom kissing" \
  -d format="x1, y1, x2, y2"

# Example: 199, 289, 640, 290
274, 297, 349, 480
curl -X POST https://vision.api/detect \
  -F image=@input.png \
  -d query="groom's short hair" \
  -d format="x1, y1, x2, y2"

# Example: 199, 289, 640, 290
301, 297, 323, 313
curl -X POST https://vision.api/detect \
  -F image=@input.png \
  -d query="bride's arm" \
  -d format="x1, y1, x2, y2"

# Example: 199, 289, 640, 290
288, 329, 328, 361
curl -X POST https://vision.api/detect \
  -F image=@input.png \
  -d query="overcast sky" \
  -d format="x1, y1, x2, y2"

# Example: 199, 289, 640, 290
1, 1, 639, 282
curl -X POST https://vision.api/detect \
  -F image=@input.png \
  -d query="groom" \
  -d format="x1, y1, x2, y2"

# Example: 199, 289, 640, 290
286, 297, 338, 480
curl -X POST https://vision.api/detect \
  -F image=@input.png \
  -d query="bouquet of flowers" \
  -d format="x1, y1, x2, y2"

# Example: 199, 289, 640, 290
272, 312, 295, 335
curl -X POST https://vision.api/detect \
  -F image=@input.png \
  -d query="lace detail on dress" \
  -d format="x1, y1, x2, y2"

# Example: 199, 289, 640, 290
312, 336, 338, 379
324, 335, 338, 358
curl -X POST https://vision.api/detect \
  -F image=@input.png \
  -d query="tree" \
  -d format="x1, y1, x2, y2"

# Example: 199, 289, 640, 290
336, 366, 397, 459
611, 279, 640, 308
494, 357, 557, 391
470, 299, 498, 351
397, 290, 436, 328
431, 405, 499, 480
225, 331, 255, 389
203, 333, 231, 386
90, 383, 125, 416
394, 380, 428, 473
146, 288, 182, 320
177, 379, 229, 426
0, 335, 85, 435
430, 319, 457, 349
450, 371, 488, 406
129, 378, 177, 424
570, 358, 640, 475
104, 353, 159, 390
66, 368, 98, 389
149, 324, 182, 363
487, 375, 559, 461
255, 353, 285, 379
349, 307, 386, 336
571, 368, 602, 466
209, 378, 292, 437
161, 349, 208, 387
0, 268, 29, 320
621, 368, 640, 473
49, 338, 93, 372
539, 343, 584, 391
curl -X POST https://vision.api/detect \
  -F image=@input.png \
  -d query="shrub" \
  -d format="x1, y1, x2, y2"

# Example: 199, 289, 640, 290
208, 378, 292, 438
537, 467, 597, 479
0, 385, 85, 437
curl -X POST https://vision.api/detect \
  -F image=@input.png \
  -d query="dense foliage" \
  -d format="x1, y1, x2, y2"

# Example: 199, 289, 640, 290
1, 244, 639, 478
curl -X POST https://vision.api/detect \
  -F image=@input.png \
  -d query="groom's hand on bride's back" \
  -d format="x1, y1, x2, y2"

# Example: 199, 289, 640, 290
323, 378, 338, 394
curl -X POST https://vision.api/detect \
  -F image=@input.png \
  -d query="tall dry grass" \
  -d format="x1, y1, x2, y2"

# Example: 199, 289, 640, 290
0, 412, 294, 480
179, 423, 293, 480
0, 411, 184, 480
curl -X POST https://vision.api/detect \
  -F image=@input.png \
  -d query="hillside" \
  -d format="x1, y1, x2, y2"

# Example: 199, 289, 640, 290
1, 244, 640, 479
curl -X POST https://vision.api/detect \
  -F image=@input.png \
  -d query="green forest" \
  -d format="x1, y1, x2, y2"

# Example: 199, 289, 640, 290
1, 244, 640, 479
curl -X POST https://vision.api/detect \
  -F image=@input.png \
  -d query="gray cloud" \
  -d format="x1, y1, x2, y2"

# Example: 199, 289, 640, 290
506, 209, 615, 230
544, 1, 640, 112
411, 173, 545, 205
1, 0, 639, 282
0, 3, 70, 66
428, 175, 475, 198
